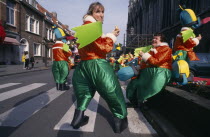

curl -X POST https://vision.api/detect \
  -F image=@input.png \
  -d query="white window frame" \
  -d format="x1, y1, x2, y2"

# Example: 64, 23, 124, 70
6, 1, 15, 26
27, 0, 37, 8
45, 12, 53, 22
33, 43, 41, 56
35, 20, 39, 34
53, 32, 55, 40
47, 48, 51, 58
46, 28, 53, 40
25, 15, 40, 34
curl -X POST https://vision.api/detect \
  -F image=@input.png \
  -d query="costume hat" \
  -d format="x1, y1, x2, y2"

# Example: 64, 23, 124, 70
179, 5, 201, 29
52, 25, 67, 43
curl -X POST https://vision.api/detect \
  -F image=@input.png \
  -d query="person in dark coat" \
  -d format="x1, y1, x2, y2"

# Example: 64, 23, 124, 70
30, 56, 35, 69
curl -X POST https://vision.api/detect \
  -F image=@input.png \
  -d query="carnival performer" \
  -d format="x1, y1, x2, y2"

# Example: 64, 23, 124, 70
126, 33, 172, 107
70, 2, 128, 133
172, 6, 202, 84
109, 57, 116, 71
52, 26, 72, 91
173, 6, 202, 62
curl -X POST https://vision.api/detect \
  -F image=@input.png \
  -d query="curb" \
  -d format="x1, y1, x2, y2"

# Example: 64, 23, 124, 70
142, 86, 210, 137
0, 67, 50, 77
141, 108, 185, 137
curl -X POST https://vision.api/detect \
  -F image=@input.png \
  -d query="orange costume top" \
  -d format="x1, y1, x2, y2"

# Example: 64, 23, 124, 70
173, 27, 199, 61
78, 15, 117, 61
140, 42, 172, 70
52, 41, 72, 61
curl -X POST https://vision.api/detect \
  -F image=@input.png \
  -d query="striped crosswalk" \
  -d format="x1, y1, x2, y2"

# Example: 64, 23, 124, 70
0, 82, 157, 135
0, 83, 46, 102
0, 87, 65, 127
0, 83, 21, 89
54, 92, 100, 132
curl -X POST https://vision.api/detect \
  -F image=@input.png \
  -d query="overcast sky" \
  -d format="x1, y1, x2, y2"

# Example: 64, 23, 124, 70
36, 0, 129, 45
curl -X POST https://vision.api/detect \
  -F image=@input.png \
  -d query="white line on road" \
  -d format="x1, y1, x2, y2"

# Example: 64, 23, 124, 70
54, 92, 100, 132
121, 86, 130, 103
0, 87, 65, 127
0, 83, 46, 102
0, 83, 21, 89
127, 108, 157, 135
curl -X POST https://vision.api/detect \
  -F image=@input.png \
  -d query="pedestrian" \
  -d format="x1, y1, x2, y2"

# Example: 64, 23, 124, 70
30, 56, 35, 69
71, 2, 128, 133
52, 25, 72, 91
126, 33, 172, 108
21, 52, 26, 69
25, 51, 30, 70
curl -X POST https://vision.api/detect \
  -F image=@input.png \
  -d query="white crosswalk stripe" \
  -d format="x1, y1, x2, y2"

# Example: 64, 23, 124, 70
127, 108, 156, 134
0, 83, 21, 89
122, 86, 156, 134
0, 87, 66, 127
54, 92, 100, 132
0, 82, 156, 135
0, 83, 46, 102
121, 86, 130, 103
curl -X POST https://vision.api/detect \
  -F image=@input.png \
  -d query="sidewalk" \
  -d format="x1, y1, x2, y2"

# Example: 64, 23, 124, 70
0, 63, 51, 77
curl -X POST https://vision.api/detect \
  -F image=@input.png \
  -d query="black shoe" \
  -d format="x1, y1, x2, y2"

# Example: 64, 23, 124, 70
60, 83, 70, 91
114, 117, 128, 133
71, 109, 89, 129
56, 83, 60, 90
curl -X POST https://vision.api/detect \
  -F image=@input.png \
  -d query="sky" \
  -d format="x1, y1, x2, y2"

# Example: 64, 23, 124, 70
36, 0, 129, 45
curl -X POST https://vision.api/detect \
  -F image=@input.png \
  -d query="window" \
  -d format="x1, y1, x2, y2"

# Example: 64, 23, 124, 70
30, 18, 35, 32
35, 20, 39, 34
57, 21, 62, 28
46, 28, 53, 40
6, 0, 15, 25
46, 28, 49, 39
47, 48, 51, 58
45, 12, 53, 22
27, 0, 37, 8
33, 43, 41, 56
26, 15, 39, 34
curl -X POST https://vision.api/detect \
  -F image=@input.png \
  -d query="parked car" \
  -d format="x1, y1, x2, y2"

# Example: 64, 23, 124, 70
189, 53, 210, 77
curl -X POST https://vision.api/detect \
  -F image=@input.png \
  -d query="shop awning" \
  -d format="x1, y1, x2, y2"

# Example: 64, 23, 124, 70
3, 37, 20, 45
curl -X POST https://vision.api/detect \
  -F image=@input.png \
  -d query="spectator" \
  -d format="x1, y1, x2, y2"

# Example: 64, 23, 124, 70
21, 52, 26, 69
30, 56, 35, 69
25, 51, 30, 70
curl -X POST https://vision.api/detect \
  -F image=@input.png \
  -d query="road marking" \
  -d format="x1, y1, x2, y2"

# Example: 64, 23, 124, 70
0, 87, 65, 127
121, 86, 130, 103
0, 83, 21, 89
0, 83, 46, 102
127, 108, 157, 134
54, 92, 100, 132
121, 86, 157, 134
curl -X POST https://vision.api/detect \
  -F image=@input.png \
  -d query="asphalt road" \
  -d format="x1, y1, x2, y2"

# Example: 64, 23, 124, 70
0, 69, 157, 137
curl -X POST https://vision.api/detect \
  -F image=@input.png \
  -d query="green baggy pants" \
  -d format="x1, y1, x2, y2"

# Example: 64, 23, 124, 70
52, 61, 69, 84
72, 59, 127, 119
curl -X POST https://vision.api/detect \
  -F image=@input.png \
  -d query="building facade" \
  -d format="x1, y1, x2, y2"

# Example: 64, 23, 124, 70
0, 0, 71, 65
0, 0, 20, 64
127, 0, 210, 53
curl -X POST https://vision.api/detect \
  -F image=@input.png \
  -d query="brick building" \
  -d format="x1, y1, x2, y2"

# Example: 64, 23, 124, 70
0, 0, 20, 64
0, 0, 71, 65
